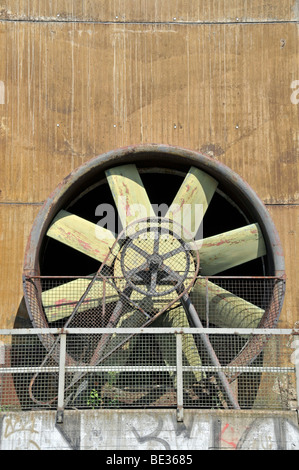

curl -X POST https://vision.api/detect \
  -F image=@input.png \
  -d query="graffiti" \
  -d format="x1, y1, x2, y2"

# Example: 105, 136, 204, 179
219, 423, 238, 449
130, 414, 299, 451
1, 414, 40, 450
0, 411, 299, 450
131, 416, 171, 450
3, 414, 38, 438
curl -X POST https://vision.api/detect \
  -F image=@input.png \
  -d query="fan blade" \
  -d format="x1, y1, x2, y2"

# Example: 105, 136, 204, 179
47, 210, 118, 266
105, 164, 155, 228
98, 297, 153, 367
191, 279, 264, 330
42, 277, 119, 322
196, 223, 266, 275
152, 307, 203, 383
165, 166, 218, 237
100, 303, 204, 384
42, 275, 152, 323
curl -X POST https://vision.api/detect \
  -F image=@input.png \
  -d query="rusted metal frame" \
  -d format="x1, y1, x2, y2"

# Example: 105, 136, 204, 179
178, 291, 240, 410
101, 278, 106, 325
24, 273, 284, 380
27, 238, 121, 407
62, 277, 201, 401
25, 274, 285, 279
28, 332, 65, 407
89, 285, 133, 365
24, 273, 284, 326
157, 264, 240, 409
226, 276, 286, 382
201, 275, 285, 280
193, 274, 286, 382
23, 276, 60, 358
155, 262, 242, 409
65, 216, 200, 370
63, 279, 198, 396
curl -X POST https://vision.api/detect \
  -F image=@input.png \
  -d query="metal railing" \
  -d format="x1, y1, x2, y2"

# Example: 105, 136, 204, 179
0, 327, 298, 422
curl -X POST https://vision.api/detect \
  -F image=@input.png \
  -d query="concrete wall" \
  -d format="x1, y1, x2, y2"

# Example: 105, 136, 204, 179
1, 409, 299, 451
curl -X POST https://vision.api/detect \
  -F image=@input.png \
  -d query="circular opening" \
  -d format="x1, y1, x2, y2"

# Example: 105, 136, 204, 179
40, 169, 266, 277
20, 146, 285, 411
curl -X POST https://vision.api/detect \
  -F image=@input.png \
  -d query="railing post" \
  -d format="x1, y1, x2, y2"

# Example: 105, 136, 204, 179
294, 341, 299, 419
176, 332, 184, 422
56, 332, 67, 424
0, 340, 5, 405
205, 277, 209, 326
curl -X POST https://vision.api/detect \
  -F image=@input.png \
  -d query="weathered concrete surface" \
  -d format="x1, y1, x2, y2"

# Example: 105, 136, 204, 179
0, 409, 298, 450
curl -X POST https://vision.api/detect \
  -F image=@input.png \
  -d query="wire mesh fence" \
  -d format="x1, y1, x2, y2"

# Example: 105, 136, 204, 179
23, 276, 284, 331
6, 274, 293, 414
0, 328, 297, 413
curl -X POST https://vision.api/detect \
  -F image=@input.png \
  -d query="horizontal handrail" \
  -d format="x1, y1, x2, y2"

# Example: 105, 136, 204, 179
0, 327, 296, 335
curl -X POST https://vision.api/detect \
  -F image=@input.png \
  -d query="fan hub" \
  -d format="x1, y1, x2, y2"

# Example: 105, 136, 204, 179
147, 253, 163, 269
113, 217, 198, 302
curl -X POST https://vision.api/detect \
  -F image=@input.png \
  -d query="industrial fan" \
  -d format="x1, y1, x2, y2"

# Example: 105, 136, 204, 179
23, 145, 285, 410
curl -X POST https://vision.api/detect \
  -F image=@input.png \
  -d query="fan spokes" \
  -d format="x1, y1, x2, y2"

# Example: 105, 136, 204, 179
43, 165, 267, 333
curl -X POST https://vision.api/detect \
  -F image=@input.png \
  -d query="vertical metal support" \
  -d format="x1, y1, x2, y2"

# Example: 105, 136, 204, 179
295, 341, 299, 420
205, 277, 209, 327
180, 292, 240, 410
0, 340, 5, 405
101, 278, 106, 324
176, 333, 184, 422
56, 332, 67, 424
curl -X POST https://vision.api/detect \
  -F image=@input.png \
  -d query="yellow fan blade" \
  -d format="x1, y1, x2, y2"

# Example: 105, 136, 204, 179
165, 166, 218, 238
47, 210, 118, 266
196, 223, 266, 275
105, 164, 155, 228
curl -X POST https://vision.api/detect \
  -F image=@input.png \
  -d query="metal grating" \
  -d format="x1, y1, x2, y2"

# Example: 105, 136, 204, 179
3, 275, 289, 412
0, 328, 297, 413
23, 276, 285, 326
23, 275, 285, 369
